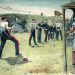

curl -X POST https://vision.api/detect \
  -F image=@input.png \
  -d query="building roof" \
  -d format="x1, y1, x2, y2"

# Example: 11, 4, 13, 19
62, 2, 75, 9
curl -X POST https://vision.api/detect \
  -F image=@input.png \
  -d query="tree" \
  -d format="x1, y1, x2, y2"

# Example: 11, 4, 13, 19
20, 19, 27, 31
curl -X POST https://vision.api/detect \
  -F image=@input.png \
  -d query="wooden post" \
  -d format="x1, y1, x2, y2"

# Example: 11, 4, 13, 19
63, 8, 67, 74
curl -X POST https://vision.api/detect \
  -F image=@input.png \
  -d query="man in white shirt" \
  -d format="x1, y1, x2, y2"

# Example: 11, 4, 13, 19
29, 19, 37, 46
55, 22, 63, 40
0, 17, 23, 60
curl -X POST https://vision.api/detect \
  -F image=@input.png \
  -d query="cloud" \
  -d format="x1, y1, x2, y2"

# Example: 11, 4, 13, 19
0, 4, 57, 16
0, 0, 72, 18
0, 0, 7, 4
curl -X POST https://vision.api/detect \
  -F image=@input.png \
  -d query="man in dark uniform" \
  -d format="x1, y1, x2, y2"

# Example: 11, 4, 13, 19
37, 21, 43, 43
42, 21, 49, 42
29, 19, 37, 46
48, 25, 53, 40
52, 25, 56, 39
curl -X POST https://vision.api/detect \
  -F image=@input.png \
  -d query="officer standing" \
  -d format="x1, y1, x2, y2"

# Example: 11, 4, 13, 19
49, 25, 54, 40
52, 25, 56, 39
37, 21, 43, 43
43, 21, 49, 42
29, 19, 37, 46
55, 21, 62, 40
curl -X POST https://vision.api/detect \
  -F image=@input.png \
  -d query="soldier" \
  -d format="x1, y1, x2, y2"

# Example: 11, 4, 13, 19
52, 25, 56, 39
37, 21, 43, 43
29, 19, 37, 46
43, 21, 49, 42
55, 21, 62, 40
48, 25, 54, 40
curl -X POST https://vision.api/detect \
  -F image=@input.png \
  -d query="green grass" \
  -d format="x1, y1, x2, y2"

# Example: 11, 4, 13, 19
0, 32, 64, 75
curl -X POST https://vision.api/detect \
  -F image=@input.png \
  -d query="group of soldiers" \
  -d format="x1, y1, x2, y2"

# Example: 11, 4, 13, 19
29, 19, 63, 46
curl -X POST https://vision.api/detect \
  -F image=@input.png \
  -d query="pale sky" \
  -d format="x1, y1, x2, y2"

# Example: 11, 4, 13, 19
0, 0, 74, 18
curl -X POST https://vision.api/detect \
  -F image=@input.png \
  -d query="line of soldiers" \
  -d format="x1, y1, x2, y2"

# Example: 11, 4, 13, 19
29, 19, 63, 46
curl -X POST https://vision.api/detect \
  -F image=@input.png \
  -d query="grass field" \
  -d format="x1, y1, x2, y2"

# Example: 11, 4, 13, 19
0, 32, 66, 75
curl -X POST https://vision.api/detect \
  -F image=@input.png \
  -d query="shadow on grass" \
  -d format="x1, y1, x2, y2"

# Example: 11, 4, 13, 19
31, 45, 45, 48
2, 57, 28, 65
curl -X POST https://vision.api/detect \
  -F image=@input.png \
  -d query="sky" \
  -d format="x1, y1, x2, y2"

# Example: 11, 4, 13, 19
0, 0, 74, 18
